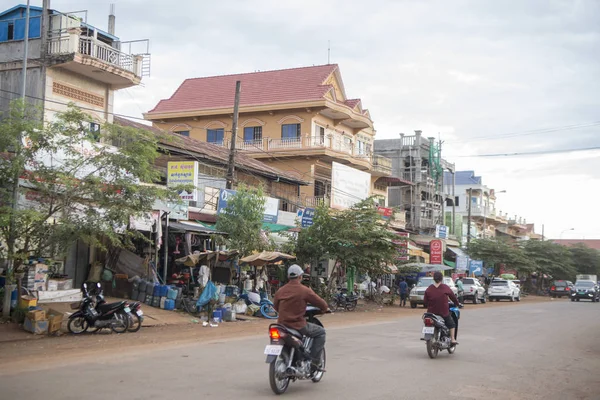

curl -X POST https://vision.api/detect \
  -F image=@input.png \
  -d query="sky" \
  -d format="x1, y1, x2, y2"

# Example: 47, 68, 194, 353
37, 0, 600, 239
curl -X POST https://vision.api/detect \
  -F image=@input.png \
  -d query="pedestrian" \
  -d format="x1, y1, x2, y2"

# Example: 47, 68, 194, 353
456, 277, 464, 303
398, 278, 408, 307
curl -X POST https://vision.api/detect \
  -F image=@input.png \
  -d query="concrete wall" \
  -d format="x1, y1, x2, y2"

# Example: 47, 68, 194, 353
0, 38, 42, 63
0, 65, 44, 115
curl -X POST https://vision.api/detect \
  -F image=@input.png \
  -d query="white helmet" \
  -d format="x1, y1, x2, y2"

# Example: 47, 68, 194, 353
287, 264, 304, 279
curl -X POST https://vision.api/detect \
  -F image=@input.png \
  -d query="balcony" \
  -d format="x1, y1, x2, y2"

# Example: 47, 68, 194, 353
46, 18, 149, 89
235, 134, 391, 175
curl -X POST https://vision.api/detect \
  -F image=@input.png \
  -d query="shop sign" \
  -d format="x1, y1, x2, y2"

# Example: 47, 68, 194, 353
167, 161, 198, 201
297, 208, 315, 227
217, 189, 279, 223
394, 232, 410, 261
430, 239, 444, 264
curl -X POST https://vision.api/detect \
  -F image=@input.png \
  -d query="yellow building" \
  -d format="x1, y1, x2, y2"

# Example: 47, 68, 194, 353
144, 64, 393, 209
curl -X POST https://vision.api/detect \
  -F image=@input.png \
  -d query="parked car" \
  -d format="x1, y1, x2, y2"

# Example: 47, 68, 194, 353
550, 280, 574, 298
460, 278, 486, 304
570, 281, 600, 302
410, 276, 458, 309
487, 279, 521, 302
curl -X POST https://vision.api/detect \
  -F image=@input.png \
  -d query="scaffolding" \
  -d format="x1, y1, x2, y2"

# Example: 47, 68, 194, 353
373, 131, 455, 235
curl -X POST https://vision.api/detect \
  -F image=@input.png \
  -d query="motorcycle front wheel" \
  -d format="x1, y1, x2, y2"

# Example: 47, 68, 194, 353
110, 311, 130, 333
345, 300, 357, 311
328, 298, 339, 312
67, 316, 89, 334
269, 353, 290, 395
426, 329, 439, 359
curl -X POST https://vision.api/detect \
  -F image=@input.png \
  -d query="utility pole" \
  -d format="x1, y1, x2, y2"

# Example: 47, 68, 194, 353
20, 0, 31, 100
226, 81, 241, 190
467, 188, 472, 246
452, 171, 456, 236
541, 224, 545, 241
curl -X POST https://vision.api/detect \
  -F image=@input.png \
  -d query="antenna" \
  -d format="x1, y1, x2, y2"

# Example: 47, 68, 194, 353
327, 40, 331, 64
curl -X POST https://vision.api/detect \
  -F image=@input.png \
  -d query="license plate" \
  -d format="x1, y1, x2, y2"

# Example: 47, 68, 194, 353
264, 345, 283, 356
422, 327, 435, 334
557, 288, 564, 291
136, 310, 143, 316
124, 307, 131, 313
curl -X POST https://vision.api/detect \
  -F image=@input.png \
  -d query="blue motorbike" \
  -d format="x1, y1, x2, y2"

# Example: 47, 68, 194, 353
421, 303, 462, 359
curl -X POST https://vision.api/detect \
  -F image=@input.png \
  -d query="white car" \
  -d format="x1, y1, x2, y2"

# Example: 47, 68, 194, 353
487, 279, 521, 302
410, 276, 458, 309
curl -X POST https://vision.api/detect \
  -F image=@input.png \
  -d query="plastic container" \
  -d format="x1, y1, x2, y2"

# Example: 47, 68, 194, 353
137, 292, 146, 302
132, 289, 139, 300
176, 287, 183, 299
167, 288, 178, 300
212, 309, 223, 323
145, 295, 153, 305
138, 280, 147, 293
225, 285, 240, 297
165, 299, 175, 311
218, 293, 226, 305
175, 299, 182, 309
153, 284, 161, 297
152, 296, 160, 308
160, 285, 168, 297
160, 297, 166, 309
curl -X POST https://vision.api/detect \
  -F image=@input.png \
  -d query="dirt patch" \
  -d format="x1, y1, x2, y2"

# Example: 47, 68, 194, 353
0, 295, 554, 373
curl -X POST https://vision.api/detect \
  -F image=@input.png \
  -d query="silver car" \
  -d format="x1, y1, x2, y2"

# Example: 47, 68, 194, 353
460, 278, 487, 304
410, 277, 458, 309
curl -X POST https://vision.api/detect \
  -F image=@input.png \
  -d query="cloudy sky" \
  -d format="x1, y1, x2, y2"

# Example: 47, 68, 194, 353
46, 0, 600, 239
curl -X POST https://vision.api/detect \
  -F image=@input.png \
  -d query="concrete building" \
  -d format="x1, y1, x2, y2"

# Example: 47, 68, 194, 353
0, 3, 149, 125
374, 131, 456, 237
144, 64, 394, 210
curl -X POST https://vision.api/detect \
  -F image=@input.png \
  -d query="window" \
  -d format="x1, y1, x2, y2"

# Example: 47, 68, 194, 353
316, 125, 325, 139
243, 126, 262, 143
8, 23, 14, 40
207, 128, 224, 144
281, 123, 300, 140
357, 140, 366, 155
89, 122, 101, 142
175, 130, 190, 137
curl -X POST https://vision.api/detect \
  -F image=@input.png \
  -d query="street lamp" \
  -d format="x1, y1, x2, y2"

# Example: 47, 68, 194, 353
483, 190, 507, 239
560, 228, 574, 239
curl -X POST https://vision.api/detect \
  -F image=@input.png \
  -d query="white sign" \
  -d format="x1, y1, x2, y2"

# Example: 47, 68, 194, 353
167, 161, 199, 202
436, 225, 449, 239
330, 162, 370, 209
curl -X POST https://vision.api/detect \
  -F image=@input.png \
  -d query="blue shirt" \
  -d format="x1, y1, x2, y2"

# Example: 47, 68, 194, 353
399, 281, 408, 294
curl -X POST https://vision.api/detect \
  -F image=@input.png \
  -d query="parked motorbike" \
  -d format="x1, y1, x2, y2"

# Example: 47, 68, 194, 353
93, 286, 144, 333
264, 306, 330, 395
67, 283, 130, 334
421, 302, 462, 359
328, 288, 358, 311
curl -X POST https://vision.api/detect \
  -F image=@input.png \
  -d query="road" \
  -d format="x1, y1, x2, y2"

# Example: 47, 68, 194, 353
1, 300, 599, 400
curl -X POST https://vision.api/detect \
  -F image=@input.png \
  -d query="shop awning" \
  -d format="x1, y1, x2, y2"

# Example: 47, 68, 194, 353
263, 223, 293, 233
444, 260, 456, 268
168, 221, 227, 235
447, 247, 468, 258
412, 235, 460, 247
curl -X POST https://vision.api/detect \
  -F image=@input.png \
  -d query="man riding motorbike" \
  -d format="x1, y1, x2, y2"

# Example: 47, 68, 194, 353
273, 264, 329, 371
423, 271, 461, 345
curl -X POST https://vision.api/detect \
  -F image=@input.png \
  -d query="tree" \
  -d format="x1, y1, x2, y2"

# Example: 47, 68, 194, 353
523, 240, 577, 283
294, 198, 400, 288
0, 100, 180, 284
215, 184, 268, 257
466, 238, 531, 275
569, 244, 600, 276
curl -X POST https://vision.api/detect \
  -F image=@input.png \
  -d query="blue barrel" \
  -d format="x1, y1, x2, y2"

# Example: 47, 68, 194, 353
212, 309, 222, 323
165, 299, 175, 310
153, 284, 160, 297
10, 288, 18, 309
160, 285, 168, 297
167, 288, 178, 300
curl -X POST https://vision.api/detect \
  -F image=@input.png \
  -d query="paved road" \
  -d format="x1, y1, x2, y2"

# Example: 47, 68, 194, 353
2, 300, 599, 399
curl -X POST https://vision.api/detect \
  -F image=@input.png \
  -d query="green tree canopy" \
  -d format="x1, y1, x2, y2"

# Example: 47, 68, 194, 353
569, 243, 600, 276
523, 240, 576, 281
0, 100, 180, 281
466, 238, 531, 275
215, 184, 268, 257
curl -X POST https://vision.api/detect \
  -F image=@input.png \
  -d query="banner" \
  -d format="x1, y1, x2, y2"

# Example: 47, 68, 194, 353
217, 189, 280, 223
167, 161, 198, 201
394, 232, 410, 261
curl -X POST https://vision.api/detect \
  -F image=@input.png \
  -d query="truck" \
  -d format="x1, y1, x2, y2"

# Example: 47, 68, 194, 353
576, 274, 598, 283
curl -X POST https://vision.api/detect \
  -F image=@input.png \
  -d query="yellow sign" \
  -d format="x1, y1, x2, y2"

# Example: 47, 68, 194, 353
167, 161, 198, 201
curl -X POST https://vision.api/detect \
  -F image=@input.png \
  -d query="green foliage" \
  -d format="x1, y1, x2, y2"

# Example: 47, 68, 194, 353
569, 244, 600, 276
0, 100, 180, 280
215, 184, 268, 257
522, 240, 576, 281
294, 198, 400, 278
467, 238, 531, 275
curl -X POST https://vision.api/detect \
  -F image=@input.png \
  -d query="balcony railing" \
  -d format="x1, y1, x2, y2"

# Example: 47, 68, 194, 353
372, 154, 392, 175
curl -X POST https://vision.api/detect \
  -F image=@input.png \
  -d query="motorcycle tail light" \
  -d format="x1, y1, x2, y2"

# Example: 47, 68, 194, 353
269, 327, 282, 340
424, 318, 434, 327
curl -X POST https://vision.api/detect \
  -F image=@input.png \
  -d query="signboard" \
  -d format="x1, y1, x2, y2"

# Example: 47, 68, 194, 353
217, 189, 280, 223
435, 225, 448, 239
469, 260, 484, 276
394, 232, 410, 261
377, 206, 393, 220
430, 239, 444, 264
167, 161, 199, 201
153, 200, 189, 220
456, 256, 469, 271
297, 208, 315, 227
330, 162, 370, 209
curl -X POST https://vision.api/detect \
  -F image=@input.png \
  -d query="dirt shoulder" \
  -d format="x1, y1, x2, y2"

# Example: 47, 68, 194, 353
0, 295, 555, 373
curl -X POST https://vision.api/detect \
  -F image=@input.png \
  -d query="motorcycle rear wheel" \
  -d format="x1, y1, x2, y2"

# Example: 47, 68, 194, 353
269, 353, 290, 395
345, 300, 357, 311
110, 311, 130, 333
127, 312, 142, 332
328, 298, 339, 312
311, 348, 326, 383
426, 330, 439, 359
67, 316, 89, 334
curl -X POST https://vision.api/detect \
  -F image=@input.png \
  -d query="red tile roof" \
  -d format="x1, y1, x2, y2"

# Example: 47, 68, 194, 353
552, 239, 600, 251
114, 116, 308, 186
344, 99, 361, 109
147, 64, 341, 115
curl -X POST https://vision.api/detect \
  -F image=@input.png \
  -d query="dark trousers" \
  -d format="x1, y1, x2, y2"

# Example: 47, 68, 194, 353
299, 322, 326, 361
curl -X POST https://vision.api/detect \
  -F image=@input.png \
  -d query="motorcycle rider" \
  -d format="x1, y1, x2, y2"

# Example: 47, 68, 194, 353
423, 271, 461, 345
273, 264, 329, 371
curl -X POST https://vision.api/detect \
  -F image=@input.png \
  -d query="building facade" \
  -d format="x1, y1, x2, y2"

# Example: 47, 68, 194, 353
144, 64, 393, 209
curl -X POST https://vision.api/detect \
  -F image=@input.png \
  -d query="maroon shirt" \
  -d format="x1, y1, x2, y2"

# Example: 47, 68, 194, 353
423, 283, 460, 317
273, 279, 328, 329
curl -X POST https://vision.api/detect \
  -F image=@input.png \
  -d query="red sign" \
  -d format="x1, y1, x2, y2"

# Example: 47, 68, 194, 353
377, 206, 393, 219
430, 239, 443, 264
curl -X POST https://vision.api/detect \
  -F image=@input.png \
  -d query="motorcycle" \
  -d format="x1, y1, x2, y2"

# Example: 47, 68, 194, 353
67, 282, 130, 334
93, 286, 144, 333
328, 288, 358, 311
264, 306, 330, 395
421, 302, 462, 359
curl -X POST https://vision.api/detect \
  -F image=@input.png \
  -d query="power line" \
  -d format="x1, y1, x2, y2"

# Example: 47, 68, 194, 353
450, 146, 600, 158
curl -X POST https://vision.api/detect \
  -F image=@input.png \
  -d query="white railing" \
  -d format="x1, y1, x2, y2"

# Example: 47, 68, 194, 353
269, 137, 302, 149
79, 38, 135, 73
47, 36, 71, 54
237, 139, 264, 151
